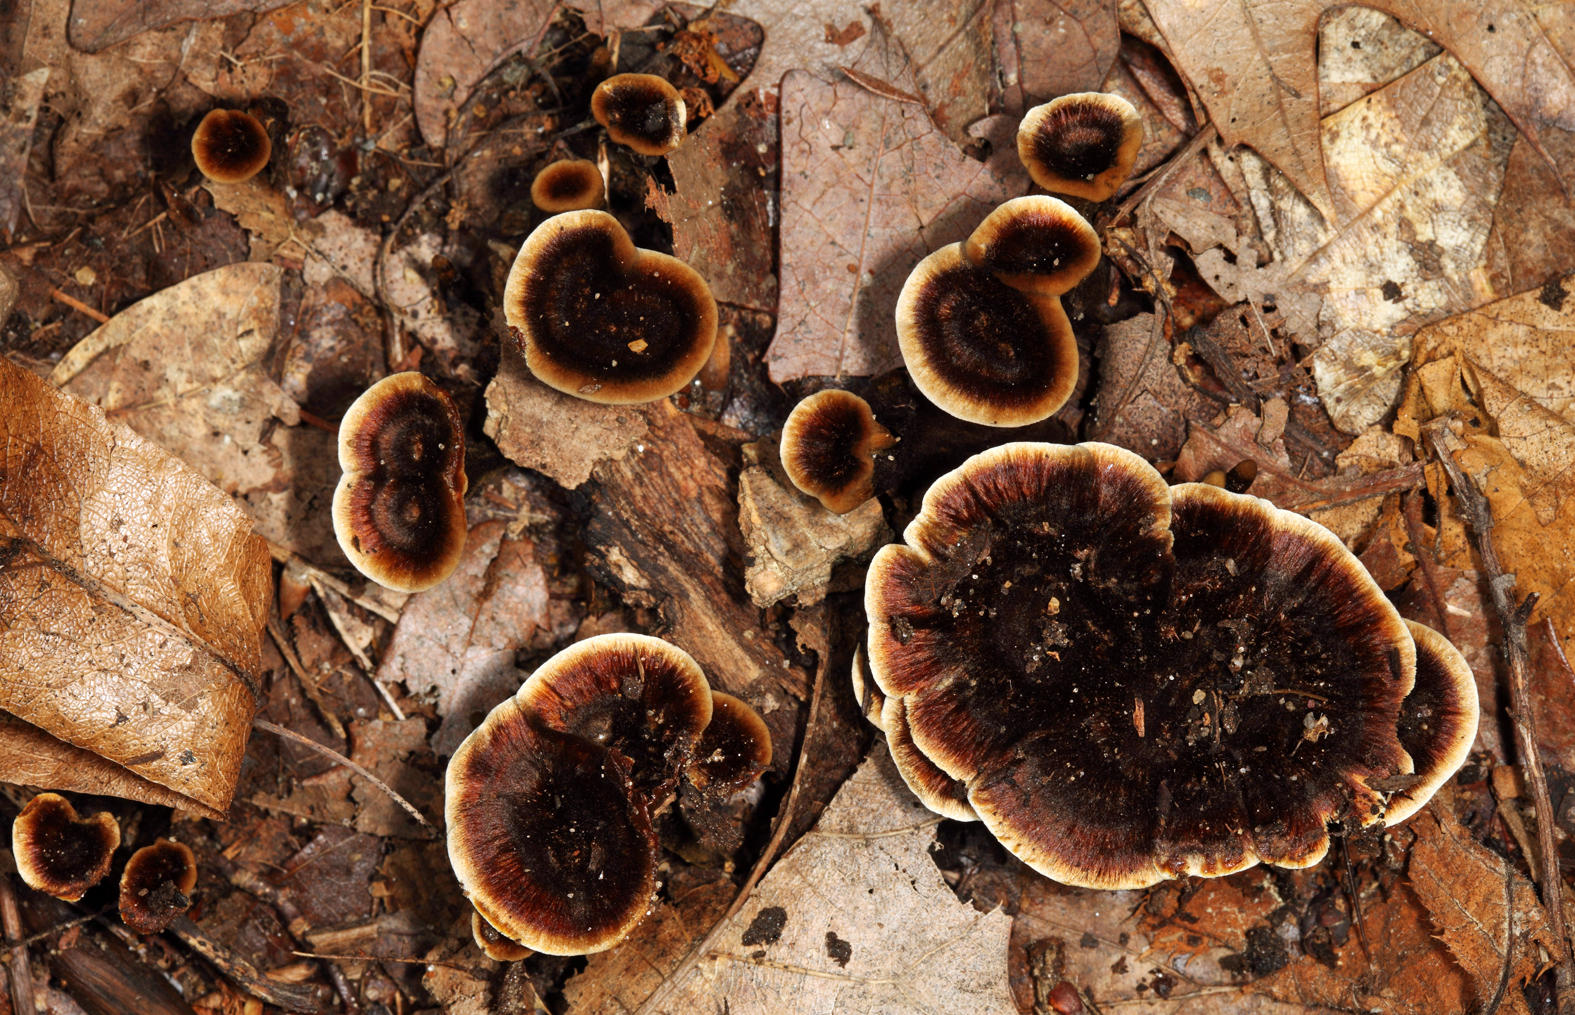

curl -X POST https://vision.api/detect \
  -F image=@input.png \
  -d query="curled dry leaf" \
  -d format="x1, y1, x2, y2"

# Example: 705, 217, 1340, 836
0, 357, 268, 817
992, 0, 1119, 114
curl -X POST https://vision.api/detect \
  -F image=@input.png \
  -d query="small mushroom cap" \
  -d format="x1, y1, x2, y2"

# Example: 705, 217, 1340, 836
685, 691, 772, 795
591, 73, 688, 156
1384, 620, 1479, 826
780, 390, 895, 514
880, 694, 977, 822
866, 443, 1416, 889
531, 159, 605, 213
333, 373, 468, 592
191, 109, 272, 184
504, 210, 718, 404
963, 196, 1101, 297
850, 644, 886, 729
118, 838, 197, 935
472, 908, 533, 961
447, 697, 658, 955
517, 633, 714, 803
1016, 92, 1143, 202
895, 243, 1078, 427
11, 793, 121, 902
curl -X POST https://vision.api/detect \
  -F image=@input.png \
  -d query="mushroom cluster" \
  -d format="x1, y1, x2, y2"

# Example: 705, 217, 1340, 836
862, 442, 1477, 889
446, 634, 770, 955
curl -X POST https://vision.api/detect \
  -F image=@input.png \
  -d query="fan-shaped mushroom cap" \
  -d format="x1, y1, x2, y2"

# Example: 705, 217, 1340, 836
11, 793, 121, 902
851, 644, 886, 729
191, 109, 272, 183
780, 390, 895, 514
1384, 620, 1478, 826
685, 691, 772, 795
865, 443, 1420, 889
119, 839, 197, 934
333, 372, 467, 592
963, 196, 1101, 297
880, 694, 977, 822
504, 210, 718, 404
895, 244, 1078, 427
531, 159, 605, 213
591, 73, 687, 156
472, 908, 533, 961
1017, 92, 1143, 202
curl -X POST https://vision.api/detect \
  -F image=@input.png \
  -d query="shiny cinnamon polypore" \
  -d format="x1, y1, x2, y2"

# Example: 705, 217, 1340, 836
531, 159, 605, 212
504, 210, 718, 403
863, 442, 1467, 889
12, 793, 121, 902
448, 634, 752, 955
591, 74, 687, 156
685, 691, 772, 795
1017, 93, 1143, 202
963, 196, 1101, 297
333, 373, 468, 592
191, 109, 272, 183
895, 244, 1078, 427
119, 839, 197, 934
780, 390, 895, 514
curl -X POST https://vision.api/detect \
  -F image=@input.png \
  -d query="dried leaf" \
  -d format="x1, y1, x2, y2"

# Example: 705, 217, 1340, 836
0, 67, 48, 240
410, 0, 559, 150
992, 0, 1120, 113
0, 357, 268, 817
647, 751, 1015, 1013
66, 0, 293, 52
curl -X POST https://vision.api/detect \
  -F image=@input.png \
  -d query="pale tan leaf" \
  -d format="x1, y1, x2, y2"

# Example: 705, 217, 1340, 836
993, 0, 1120, 113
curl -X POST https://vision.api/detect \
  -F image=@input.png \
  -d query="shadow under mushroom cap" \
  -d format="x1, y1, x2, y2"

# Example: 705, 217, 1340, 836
865, 442, 1429, 890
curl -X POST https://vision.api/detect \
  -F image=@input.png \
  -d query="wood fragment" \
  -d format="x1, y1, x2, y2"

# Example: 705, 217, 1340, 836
48, 287, 110, 324
0, 870, 34, 1015
169, 916, 332, 1013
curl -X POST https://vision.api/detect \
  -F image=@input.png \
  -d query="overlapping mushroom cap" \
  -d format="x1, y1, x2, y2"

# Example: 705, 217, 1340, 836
864, 442, 1477, 889
780, 389, 895, 514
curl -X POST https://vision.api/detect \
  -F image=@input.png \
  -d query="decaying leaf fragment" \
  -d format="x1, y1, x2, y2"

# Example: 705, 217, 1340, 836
0, 358, 269, 817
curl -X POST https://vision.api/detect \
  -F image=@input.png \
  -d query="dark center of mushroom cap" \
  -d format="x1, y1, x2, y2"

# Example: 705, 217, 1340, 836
357, 476, 453, 557
972, 214, 1091, 281
1031, 106, 1125, 182
540, 166, 598, 203
14, 796, 119, 898
787, 396, 877, 491
350, 388, 463, 479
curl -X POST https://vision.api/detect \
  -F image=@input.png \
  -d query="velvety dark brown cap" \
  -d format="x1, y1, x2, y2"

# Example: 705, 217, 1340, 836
472, 908, 533, 961
333, 372, 468, 592
531, 159, 605, 213
191, 109, 272, 184
11, 793, 121, 902
685, 691, 772, 795
780, 390, 895, 514
1017, 93, 1143, 202
1384, 620, 1479, 826
119, 839, 197, 934
894, 244, 1078, 427
504, 210, 718, 404
591, 74, 687, 156
963, 196, 1101, 297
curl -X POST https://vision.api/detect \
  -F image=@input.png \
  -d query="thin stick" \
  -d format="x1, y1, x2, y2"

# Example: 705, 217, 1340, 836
1103, 122, 1218, 229
1425, 420, 1573, 1014
307, 576, 405, 720
360, 0, 374, 133
1403, 491, 1454, 642
49, 287, 110, 324
253, 718, 436, 836
267, 617, 347, 742
265, 540, 402, 623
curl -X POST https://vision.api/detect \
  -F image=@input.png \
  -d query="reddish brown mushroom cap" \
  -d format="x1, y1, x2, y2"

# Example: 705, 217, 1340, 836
685, 691, 772, 795
591, 73, 687, 156
1017, 93, 1143, 202
531, 159, 605, 213
191, 109, 272, 184
1384, 620, 1479, 826
119, 839, 197, 934
333, 373, 468, 592
894, 244, 1078, 427
504, 210, 718, 404
865, 443, 1418, 889
780, 390, 895, 514
880, 694, 977, 822
963, 196, 1101, 298
472, 908, 533, 961
11, 793, 121, 902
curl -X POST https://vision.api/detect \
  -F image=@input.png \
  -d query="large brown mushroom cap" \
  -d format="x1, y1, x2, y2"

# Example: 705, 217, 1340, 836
504, 210, 718, 404
191, 109, 272, 184
590, 74, 687, 156
1385, 620, 1479, 826
119, 839, 198, 934
11, 793, 121, 902
865, 443, 1420, 889
894, 244, 1078, 427
1016, 92, 1143, 202
963, 196, 1101, 298
780, 390, 895, 514
333, 372, 468, 592
531, 159, 605, 213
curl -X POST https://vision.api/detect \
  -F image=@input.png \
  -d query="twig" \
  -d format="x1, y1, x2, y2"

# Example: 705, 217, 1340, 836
169, 916, 332, 1013
264, 539, 403, 623
48, 287, 110, 324
253, 718, 436, 836
1103, 122, 1218, 229
229, 867, 359, 1012
1, 872, 35, 1015
267, 617, 347, 742
360, 0, 374, 134
1485, 852, 1517, 1015
1424, 419, 1574, 1014
307, 576, 406, 720
633, 651, 832, 1015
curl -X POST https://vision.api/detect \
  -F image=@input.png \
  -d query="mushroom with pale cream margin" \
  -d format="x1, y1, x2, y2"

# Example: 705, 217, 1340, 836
780, 389, 896, 514
591, 74, 687, 156
11, 793, 120, 902
191, 109, 272, 183
1017, 92, 1144, 202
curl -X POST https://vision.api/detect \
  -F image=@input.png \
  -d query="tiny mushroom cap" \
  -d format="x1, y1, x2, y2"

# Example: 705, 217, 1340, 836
191, 109, 272, 183
591, 73, 688, 156
472, 908, 533, 961
1017, 92, 1143, 202
504, 210, 718, 403
850, 644, 886, 729
685, 691, 773, 795
119, 839, 198, 935
1384, 620, 1480, 826
531, 159, 606, 213
333, 373, 468, 592
895, 243, 1078, 427
865, 442, 1424, 889
963, 196, 1101, 298
780, 390, 896, 514
11, 793, 121, 902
